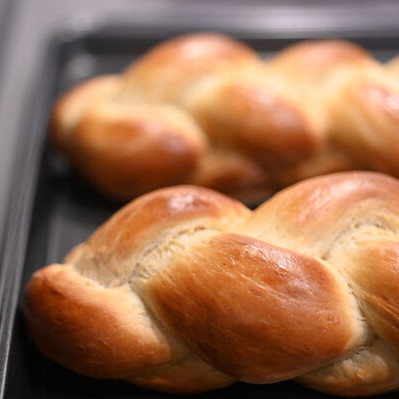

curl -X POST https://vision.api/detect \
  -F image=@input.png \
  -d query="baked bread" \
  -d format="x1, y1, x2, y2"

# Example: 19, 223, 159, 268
25, 171, 399, 396
50, 33, 399, 203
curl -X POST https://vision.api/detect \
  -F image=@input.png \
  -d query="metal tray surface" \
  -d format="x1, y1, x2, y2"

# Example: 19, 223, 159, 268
2, 22, 399, 399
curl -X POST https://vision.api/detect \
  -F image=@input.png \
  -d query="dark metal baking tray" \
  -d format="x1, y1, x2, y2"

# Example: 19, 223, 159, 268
2, 15, 399, 399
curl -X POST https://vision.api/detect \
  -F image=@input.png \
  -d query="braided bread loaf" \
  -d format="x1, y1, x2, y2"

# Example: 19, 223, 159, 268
24, 171, 399, 396
51, 33, 399, 204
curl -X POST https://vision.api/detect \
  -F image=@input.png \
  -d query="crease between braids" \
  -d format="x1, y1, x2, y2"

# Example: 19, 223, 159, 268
24, 171, 399, 396
51, 33, 399, 204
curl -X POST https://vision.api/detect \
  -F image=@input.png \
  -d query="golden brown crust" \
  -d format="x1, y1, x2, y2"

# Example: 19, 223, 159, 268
50, 34, 399, 203
24, 264, 232, 393
329, 240, 399, 352
71, 184, 250, 287
188, 149, 272, 205
53, 34, 399, 203
125, 355, 234, 393
143, 233, 363, 383
122, 33, 257, 103
25, 185, 248, 393
189, 83, 320, 164
70, 103, 207, 199
267, 39, 372, 83
297, 338, 399, 396
327, 81, 399, 175
50, 35, 399, 203
24, 264, 183, 378
50, 75, 122, 155
24, 172, 399, 395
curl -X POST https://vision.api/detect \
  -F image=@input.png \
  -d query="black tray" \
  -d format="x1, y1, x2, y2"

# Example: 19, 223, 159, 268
2, 14, 399, 399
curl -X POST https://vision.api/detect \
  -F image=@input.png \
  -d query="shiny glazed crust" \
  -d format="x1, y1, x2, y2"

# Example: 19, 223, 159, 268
50, 34, 399, 202
25, 171, 399, 396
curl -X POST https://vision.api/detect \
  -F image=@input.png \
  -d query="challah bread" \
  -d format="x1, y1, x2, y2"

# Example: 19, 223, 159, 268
50, 33, 326, 202
25, 171, 399, 396
51, 33, 399, 203
269, 39, 399, 180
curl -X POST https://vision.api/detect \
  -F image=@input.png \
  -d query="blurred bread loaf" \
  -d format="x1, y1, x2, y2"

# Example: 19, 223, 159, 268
51, 33, 399, 202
